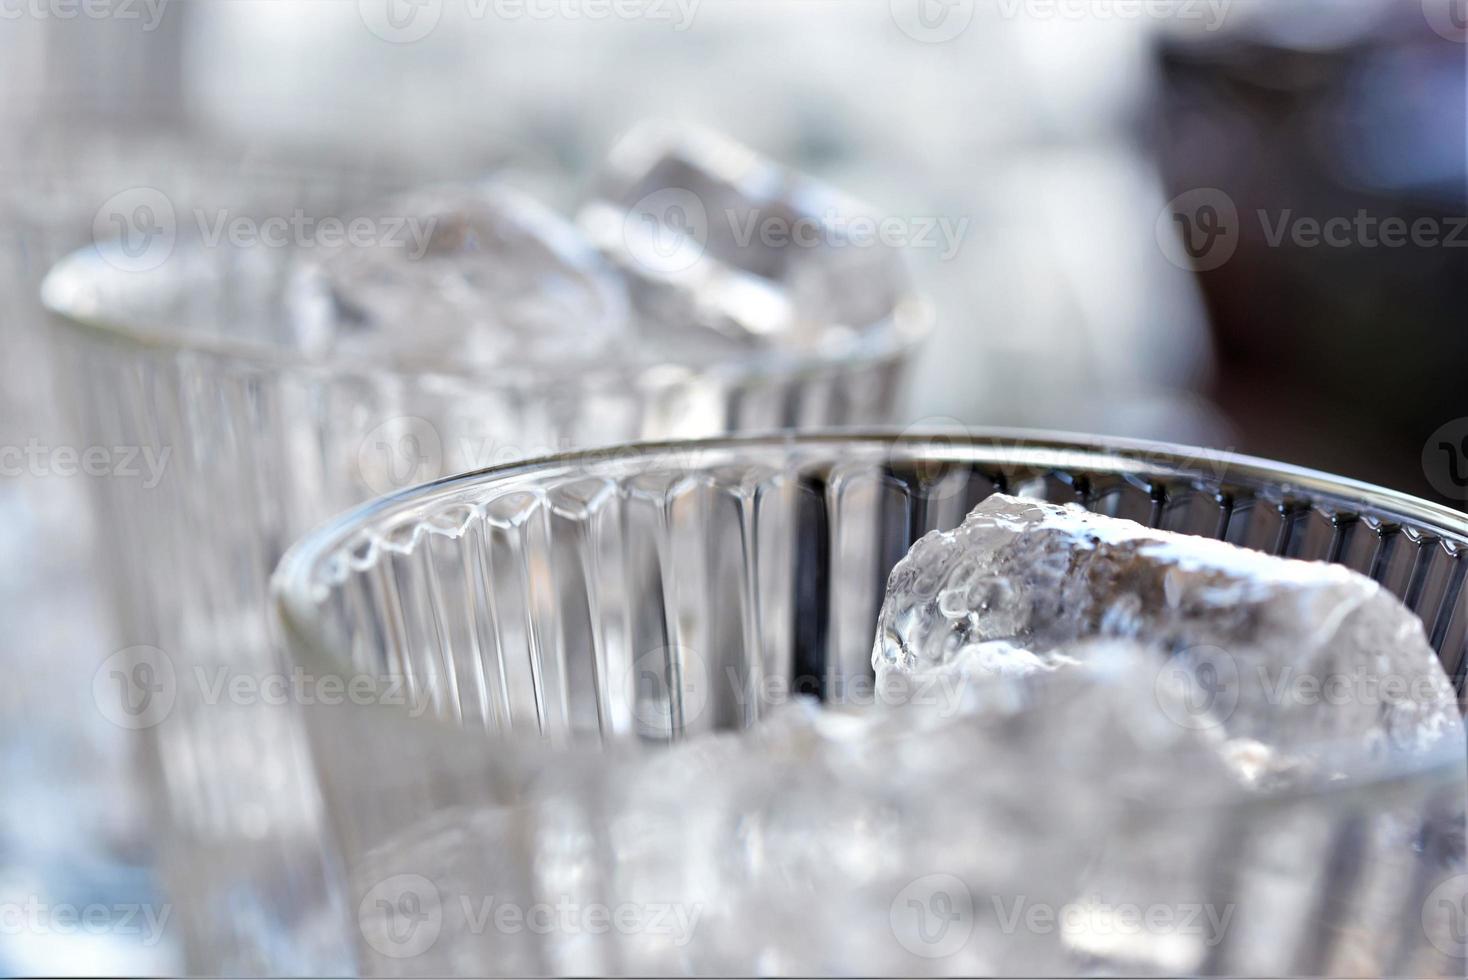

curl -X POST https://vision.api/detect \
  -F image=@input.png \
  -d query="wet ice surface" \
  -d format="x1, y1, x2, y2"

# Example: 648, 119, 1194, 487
288, 125, 915, 377
577, 122, 913, 363
356, 646, 1247, 976
874, 493, 1464, 781
864, 493, 1466, 975
289, 183, 628, 372
355, 664, 1465, 977
352, 495, 1466, 977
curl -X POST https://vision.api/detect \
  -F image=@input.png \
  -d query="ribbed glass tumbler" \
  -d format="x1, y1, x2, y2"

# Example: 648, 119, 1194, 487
7, 143, 416, 974
45, 212, 925, 973
274, 432, 1468, 977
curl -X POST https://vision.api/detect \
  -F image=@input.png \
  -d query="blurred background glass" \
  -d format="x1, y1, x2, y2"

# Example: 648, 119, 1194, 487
0, 1, 1462, 974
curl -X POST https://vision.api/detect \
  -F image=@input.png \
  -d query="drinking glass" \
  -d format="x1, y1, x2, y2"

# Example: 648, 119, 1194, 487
43, 194, 926, 973
274, 431, 1468, 976
5, 138, 413, 973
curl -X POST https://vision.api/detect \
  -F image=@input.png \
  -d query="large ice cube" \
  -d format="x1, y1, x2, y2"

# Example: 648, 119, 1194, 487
577, 122, 913, 361
290, 183, 628, 371
873, 493, 1463, 777
873, 494, 1467, 976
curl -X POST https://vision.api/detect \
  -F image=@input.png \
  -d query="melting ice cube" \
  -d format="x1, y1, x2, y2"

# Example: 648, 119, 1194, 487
352, 646, 1240, 976
577, 122, 914, 361
290, 183, 628, 372
873, 493, 1463, 776
868, 493, 1467, 976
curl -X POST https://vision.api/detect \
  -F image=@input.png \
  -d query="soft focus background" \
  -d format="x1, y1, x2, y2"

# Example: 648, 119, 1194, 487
0, 2, 1463, 974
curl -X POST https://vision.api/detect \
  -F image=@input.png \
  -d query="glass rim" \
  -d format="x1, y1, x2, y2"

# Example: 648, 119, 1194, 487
276, 428, 1468, 589
272, 427, 1468, 793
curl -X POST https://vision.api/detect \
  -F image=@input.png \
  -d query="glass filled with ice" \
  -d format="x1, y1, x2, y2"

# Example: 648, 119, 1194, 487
275, 431, 1468, 977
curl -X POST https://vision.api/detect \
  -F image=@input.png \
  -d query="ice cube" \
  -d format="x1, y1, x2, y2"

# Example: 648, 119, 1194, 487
577, 122, 913, 361
874, 495, 1468, 976
873, 493, 1463, 777
290, 183, 628, 372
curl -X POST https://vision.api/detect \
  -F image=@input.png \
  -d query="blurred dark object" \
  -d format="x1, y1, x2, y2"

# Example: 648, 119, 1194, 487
1155, 2, 1468, 505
